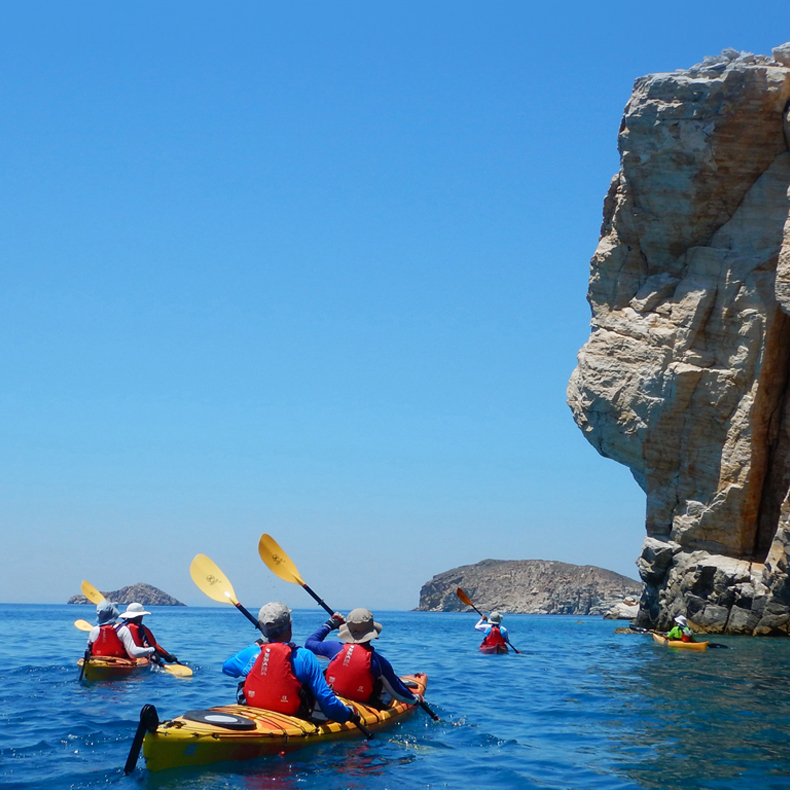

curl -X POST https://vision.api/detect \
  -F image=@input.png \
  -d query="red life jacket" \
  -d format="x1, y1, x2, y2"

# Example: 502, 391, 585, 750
326, 644, 376, 703
91, 624, 127, 657
482, 625, 507, 648
243, 643, 305, 715
126, 622, 145, 647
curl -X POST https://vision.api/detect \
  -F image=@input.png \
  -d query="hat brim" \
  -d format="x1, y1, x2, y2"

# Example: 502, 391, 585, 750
337, 621, 382, 644
120, 610, 151, 618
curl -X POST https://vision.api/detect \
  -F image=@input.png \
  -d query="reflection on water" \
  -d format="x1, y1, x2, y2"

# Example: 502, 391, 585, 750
1, 605, 789, 790
596, 637, 790, 789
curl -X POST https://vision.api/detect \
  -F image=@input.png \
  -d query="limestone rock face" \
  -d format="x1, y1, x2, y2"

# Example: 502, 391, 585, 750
568, 44, 790, 634
67, 582, 185, 607
417, 559, 642, 616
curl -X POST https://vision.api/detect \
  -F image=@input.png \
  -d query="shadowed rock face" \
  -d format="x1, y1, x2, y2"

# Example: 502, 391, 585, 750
568, 43, 790, 635
417, 559, 642, 616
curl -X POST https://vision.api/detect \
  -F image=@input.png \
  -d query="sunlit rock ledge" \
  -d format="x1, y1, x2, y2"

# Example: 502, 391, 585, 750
568, 42, 790, 635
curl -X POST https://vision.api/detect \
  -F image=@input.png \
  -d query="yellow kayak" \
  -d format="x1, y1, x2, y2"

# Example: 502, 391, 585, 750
142, 672, 428, 772
652, 632, 708, 650
78, 655, 153, 680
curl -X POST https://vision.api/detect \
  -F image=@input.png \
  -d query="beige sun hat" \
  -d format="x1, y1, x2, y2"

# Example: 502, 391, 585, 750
119, 602, 151, 619
489, 611, 503, 624
674, 614, 688, 626
337, 608, 383, 644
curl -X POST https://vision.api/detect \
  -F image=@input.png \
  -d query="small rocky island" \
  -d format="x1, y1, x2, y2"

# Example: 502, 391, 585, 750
417, 559, 642, 616
67, 582, 185, 606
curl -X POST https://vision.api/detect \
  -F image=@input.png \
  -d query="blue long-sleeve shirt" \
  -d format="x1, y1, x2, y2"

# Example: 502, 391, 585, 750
305, 623, 418, 704
222, 641, 352, 723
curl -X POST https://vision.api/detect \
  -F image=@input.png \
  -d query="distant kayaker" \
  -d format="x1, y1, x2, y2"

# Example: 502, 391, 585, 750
222, 602, 360, 725
475, 611, 509, 651
665, 614, 695, 642
305, 608, 421, 709
116, 602, 179, 663
86, 600, 154, 660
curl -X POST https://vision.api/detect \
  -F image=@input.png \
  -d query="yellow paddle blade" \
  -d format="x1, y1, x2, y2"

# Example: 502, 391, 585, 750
257, 533, 305, 585
162, 663, 193, 677
81, 580, 105, 604
189, 554, 240, 605
73, 619, 93, 632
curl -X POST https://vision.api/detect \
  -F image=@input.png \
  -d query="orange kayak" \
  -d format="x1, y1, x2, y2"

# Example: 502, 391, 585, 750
651, 632, 708, 650
78, 655, 153, 680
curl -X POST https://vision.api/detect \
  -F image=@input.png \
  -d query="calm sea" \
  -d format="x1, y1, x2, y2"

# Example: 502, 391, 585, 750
1, 604, 789, 789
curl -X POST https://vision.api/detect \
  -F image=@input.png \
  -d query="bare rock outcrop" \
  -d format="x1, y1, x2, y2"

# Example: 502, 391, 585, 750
417, 559, 642, 615
67, 582, 185, 607
568, 43, 790, 635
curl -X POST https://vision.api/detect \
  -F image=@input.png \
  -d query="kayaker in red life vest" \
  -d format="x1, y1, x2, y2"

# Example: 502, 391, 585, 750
222, 602, 359, 725
116, 603, 178, 662
305, 608, 421, 708
665, 614, 695, 642
87, 601, 128, 658
475, 611, 510, 650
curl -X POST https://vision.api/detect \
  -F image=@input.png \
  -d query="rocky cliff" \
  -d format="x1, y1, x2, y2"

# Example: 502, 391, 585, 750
67, 583, 185, 606
417, 559, 642, 615
568, 43, 790, 635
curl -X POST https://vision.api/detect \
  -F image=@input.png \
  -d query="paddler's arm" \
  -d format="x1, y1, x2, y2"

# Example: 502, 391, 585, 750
372, 652, 420, 704
141, 624, 177, 662
474, 617, 489, 633
294, 647, 353, 723
221, 643, 261, 677
116, 624, 156, 659
305, 617, 344, 660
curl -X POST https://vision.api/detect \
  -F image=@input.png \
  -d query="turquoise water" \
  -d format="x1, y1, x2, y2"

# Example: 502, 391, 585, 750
1, 604, 789, 789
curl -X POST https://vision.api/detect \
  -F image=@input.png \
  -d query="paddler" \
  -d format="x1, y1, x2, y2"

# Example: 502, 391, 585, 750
475, 610, 509, 651
86, 600, 154, 660
305, 608, 421, 708
117, 602, 179, 663
665, 614, 695, 642
222, 602, 361, 725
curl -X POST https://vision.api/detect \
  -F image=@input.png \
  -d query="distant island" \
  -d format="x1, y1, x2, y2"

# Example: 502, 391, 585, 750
417, 559, 642, 616
67, 582, 185, 607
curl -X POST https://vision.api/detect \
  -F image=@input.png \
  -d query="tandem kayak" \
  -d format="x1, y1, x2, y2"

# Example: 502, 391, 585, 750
479, 644, 508, 654
141, 672, 428, 772
651, 632, 708, 650
78, 655, 153, 680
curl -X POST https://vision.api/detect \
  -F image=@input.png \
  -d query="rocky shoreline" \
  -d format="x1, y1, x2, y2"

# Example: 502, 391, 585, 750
417, 559, 642, 617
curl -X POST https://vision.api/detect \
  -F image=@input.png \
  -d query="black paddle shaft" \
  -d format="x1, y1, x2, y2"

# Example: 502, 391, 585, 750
235, 602, 265, 633
301, 582, 334, 617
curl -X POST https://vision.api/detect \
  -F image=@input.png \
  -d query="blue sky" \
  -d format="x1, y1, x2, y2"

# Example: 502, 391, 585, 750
1, 2, 787, 609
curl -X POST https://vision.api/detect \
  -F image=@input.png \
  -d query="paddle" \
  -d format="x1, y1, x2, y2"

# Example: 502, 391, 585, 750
189, 554, 263, 632
124, 703, 159, 774
258, 533, 440, 723
74, 619, 93, 632
257, 534, 334, 616
81, 580, 105, 605
456, 587, 523, 654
